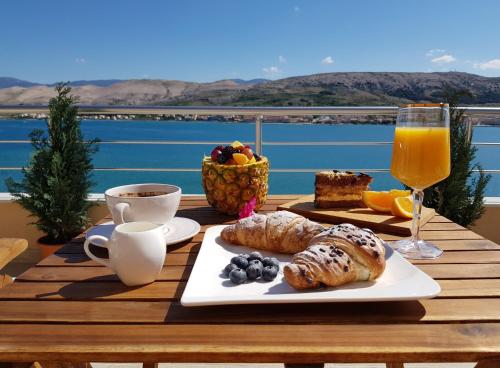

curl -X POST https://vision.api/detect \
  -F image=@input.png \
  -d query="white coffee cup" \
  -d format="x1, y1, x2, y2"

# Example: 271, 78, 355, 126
105, 183, 181, 225
84, 221, 167, 286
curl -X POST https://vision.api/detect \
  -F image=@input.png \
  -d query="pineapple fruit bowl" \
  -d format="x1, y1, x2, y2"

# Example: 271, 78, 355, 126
202, 141, 269, 215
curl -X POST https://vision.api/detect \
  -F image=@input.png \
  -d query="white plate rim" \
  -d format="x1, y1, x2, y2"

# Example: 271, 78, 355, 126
181, 225, 441, 306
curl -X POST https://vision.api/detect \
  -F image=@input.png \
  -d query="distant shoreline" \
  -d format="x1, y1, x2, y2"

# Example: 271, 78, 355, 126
1, 115, 500, 126
1, 113, 395, 125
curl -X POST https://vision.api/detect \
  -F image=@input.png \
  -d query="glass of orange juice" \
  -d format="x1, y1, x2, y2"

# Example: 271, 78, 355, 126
390, 103, 450, 259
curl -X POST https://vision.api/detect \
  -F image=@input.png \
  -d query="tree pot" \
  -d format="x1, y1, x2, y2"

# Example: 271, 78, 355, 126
36, 236, 65, 260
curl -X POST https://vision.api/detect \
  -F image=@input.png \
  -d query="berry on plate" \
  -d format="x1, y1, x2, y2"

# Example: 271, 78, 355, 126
224, 263, 238, 277
262, 265, 279, 281
246, 262, 263, 280
248, 251, 263, 262
229, 268, 247, 284
230, 255, 249, 269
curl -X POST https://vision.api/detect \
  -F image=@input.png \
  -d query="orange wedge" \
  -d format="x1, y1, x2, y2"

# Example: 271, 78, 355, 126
391, 196, 414, 219
362, 191, 393, 213
389, 189, 411, 198
232, 152, 249, 165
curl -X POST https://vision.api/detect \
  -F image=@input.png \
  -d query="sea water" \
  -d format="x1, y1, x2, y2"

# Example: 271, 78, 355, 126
1, 119, 499, 196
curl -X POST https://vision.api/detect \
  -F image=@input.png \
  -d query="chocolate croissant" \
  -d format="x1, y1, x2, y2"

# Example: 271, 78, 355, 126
284, 223, 386, 289
220, 211, 325, 254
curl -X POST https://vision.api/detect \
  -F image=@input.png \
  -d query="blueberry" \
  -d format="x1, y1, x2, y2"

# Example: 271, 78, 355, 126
239, 253, 251, 260
224, 263, 238, 277
262, 257, 280, 270
248, 251, 263, 262
229, 268, 247, 284
246, 261, 263, 280
231, 256, 249, 269
249, 259, 263, 268
262, 266, 279, 281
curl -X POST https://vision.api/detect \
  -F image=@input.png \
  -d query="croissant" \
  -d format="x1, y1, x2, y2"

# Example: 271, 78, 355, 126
284, 223, 386, 289
220, 210, 325, 254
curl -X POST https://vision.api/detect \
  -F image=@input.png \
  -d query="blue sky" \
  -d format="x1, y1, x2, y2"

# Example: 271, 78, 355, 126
2, 0, 500, 83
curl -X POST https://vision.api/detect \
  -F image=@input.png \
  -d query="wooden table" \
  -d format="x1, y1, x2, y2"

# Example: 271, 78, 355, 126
1, 195, 500, 366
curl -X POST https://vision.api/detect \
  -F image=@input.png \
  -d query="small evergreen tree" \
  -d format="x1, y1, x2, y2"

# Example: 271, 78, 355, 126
423, 87, 491, 227
6, 83, 99, 243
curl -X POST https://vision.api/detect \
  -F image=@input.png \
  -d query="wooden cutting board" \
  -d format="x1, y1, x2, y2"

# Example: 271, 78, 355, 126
277, 195, 435, 235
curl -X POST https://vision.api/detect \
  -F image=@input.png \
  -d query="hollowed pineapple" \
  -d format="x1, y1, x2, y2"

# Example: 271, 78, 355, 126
202, 156, 269, 215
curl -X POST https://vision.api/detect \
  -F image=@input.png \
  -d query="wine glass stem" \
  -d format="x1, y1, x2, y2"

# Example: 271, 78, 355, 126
411, 189, 424, 247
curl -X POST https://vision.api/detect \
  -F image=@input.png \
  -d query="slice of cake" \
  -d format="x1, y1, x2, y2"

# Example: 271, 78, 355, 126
314, 170, 373, 208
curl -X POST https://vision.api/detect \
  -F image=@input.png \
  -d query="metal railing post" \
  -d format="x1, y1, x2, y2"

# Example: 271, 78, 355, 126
255, 115, 263, 155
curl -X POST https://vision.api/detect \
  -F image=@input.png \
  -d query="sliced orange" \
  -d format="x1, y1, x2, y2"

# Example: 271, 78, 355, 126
389, 189, 411, 198
391, 196, 413, 219
362, 191, 393, 213
232, 152, 249, 165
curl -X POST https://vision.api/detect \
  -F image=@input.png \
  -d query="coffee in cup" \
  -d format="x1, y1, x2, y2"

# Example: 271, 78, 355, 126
105, 183, 181, 225
118, 191, 168, 198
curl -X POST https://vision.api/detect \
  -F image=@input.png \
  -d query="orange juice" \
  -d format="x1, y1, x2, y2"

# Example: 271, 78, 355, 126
390, 126, 450, 189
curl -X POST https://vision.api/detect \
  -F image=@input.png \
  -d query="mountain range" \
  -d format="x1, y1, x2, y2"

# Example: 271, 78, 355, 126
1, 72, 500, 106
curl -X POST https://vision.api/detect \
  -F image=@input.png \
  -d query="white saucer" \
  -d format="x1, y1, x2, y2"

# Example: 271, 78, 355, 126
86, 217, 201, 246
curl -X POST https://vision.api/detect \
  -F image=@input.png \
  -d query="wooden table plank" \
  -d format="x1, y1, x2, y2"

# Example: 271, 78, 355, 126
431, 239, 500, 251
4, 278, 500, 300
418, 264, 500, 279
38, 252, 198, 267
0, 281, 185, 300
1, 323, 500, 363
417, 222, 465, 231
42, 249, 500, 268
381, 230, 484, 241
58, 240, 203, 254
438, 279, 500, 297
412, 251, 500, 264
16, 263, 500, 283
16, 266, 192, 282
428, 215, 453, 223
2, 299, 500, 324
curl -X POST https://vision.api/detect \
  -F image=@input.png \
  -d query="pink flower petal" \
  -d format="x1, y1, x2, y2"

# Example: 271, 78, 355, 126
239, 196, 257, 219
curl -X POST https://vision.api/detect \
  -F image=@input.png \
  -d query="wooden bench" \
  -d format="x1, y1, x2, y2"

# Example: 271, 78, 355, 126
0, 238, 28, 288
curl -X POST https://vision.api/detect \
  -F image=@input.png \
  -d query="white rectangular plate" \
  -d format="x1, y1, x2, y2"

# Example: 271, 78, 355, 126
181, 225, 441, 306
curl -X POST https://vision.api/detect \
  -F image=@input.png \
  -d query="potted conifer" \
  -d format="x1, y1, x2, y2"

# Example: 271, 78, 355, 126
6, 83, 99, 259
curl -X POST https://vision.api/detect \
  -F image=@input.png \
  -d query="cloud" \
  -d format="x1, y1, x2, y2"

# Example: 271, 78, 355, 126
431, 54, 456, 64
75, 57, 86, 64
262, 66, 282, 78
321, 56, 334, 65
293, 5, 300, 12
426, 49, 446, 57
278, 55, 287, 63
473, 59, 500, 70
